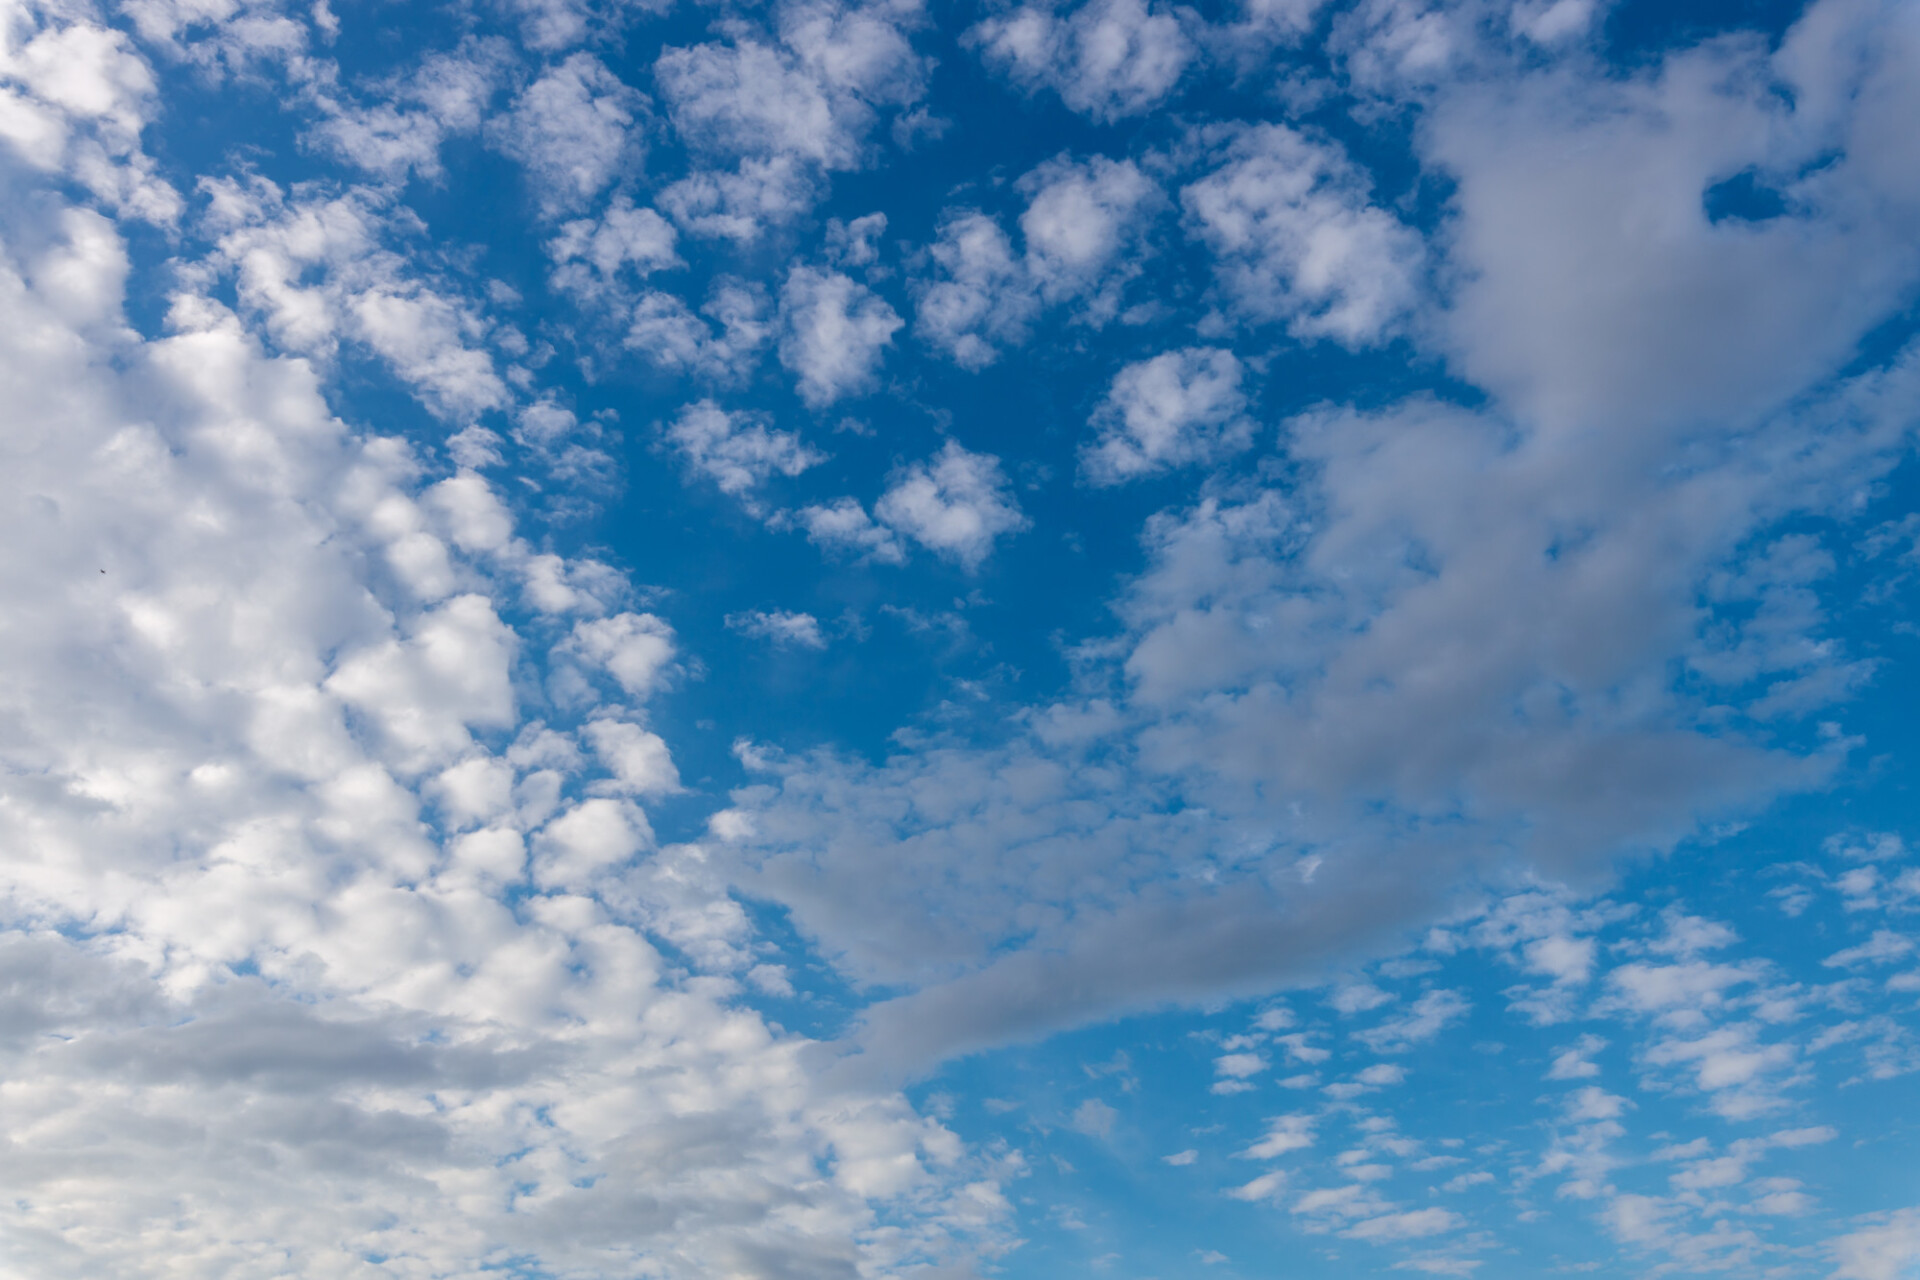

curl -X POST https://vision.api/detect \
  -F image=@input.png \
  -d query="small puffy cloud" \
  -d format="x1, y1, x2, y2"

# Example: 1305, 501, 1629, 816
873, 441, 1029, 570
1081, 347, 1254, 483
563, 612, 677, 699
970, 0, 1193, 122
1164, 1148, 1199, 1166
626, 280, 771, 381
1227, 1169, 1288, 1202
1240, 1113, 1315, 1160
778, 266, 903, 406
665, 399, 823, 508
584, 717, 681, 795
1018, 153, 1161, 313
826, 211, 889, 268
1182, 122, 1422, 345
309, 43, 508, 182
659, 155, 823, 243
1523, 933, 1597, 985
1824, 930, 1914, 969
914, 211, 1037, 368
1214, 1050, 1267, 1078
727, 610, 828, 649
547, 197, 679, 300
491, 53, 645, 217
1547, 1034, 1606, 1080
790, 497, 907, 564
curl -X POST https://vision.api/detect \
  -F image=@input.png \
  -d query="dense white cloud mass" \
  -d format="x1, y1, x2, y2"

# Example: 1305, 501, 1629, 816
7, 0, 1920, 1273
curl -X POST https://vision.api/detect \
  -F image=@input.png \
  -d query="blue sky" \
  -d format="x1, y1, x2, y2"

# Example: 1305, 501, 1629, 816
2, 0, 1920, 1275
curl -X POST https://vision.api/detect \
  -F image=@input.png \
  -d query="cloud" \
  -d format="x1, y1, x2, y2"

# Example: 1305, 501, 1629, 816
547, 197, 680, 301
727, 610, 830, 649
665, 399, 824, 509
1018, 152, 1162, 316
1181, 122, 1422, 344
1081, 347, 1254, 484
1070, 1096, 1117, 1138
970, 0, 1193, 121
0, 164, 1008, 1276
307, 41, 508, 182
1831, 1209, 1920, 1280
199, 176, 510, 418
777, 265, 903, 406
872, 441, 1029, 570
913, 211, 1037, 369
625, 280, 772, 381
490, 53, 645, 217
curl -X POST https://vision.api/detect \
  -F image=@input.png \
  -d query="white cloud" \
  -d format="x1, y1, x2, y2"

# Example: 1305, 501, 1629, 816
583, 718, 681, 795
790, 497, 907, 564
1241, 1112, 1316, 1159
200, 177, 509, 419
1182, 122, 1422, 345
1356, 990, 1470, 1052
1214, 1050, 1267, 1078
970, 0, 1193, 122
562, 612, 677, 699
653, 4, 926, 238
913, 211, 1037, 369
307, 42, 508, 182
873, 441, 1029, 570
1825, 930, 1914, 969
1081, 346, 1254, 484
490, 53, 645, 217
1831, 1209, 1920, 1280
665, 399, 824, 508
547, 197, 680, 300
1018, 152, 1162, 315
1227, 1169, 1288, 1201
658, 154, 824, 243
727, 610, 829, 650
1343, 1208, 1464, 1241
777, 265, 903, 406
625, 280, 772, 381
0, 169, 1007, 1277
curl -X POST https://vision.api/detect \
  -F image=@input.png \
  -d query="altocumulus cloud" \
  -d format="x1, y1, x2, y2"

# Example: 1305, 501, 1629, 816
3, 0, 1920, 1276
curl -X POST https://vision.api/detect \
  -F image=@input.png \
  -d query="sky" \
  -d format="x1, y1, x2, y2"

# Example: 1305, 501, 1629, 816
2, 0, 1920, 1276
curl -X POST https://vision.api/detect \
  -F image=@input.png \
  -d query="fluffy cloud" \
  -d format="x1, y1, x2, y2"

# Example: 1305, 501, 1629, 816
625, 280, 772, 381
199, 176, 510, 418
873, 440, 1029, 569
664, 399, 824, 509
1081, 346, 1254, 483
490, 53, 646, 217
1019, 152, 1162, 313
912, 153, 1159, 365
970, 0, 1193, 121
777, 265, 903, 406
1182, 122, 1422, 344
913, 211, 1036, 369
